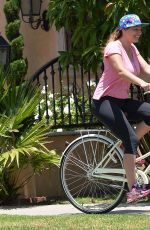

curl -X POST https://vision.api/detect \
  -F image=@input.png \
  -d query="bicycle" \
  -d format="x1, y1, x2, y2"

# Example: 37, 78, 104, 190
60, 92, 150, 214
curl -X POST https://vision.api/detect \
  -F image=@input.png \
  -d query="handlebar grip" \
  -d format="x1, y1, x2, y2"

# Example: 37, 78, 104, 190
143, 91, 150, 95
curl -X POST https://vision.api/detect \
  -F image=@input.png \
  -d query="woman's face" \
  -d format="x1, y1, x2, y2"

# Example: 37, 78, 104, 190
123, 26, 142, 43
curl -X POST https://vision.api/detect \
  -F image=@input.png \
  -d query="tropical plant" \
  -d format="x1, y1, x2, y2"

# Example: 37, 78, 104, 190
47, 0, 150, 73
0, 68, 59, 204
5, 19, 21, 41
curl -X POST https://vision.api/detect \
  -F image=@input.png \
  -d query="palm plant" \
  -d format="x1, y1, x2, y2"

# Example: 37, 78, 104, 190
0, 68, 59, 204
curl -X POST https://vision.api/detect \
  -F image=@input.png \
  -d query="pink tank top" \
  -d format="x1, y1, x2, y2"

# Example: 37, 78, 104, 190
93, 40, 140, 100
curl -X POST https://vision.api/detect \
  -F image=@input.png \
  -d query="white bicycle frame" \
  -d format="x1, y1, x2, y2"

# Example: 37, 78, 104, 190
91, 139, 127, 182
90, 136, 150, 185
77, 130, 150, 184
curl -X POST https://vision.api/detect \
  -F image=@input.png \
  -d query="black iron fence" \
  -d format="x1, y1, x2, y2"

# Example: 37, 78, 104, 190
31, 57, 145, 130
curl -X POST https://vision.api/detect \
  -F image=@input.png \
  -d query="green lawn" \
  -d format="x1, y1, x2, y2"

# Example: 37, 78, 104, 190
0, 214, 150, 230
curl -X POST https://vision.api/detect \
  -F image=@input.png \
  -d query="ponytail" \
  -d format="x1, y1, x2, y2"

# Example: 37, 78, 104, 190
106, 29, 122, 44
101, 29, 123, 55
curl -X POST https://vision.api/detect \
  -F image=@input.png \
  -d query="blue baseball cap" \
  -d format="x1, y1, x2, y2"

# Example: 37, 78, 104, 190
118, 14, 149, 29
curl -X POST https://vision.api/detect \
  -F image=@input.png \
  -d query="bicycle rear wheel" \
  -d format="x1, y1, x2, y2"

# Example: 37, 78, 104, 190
60, 134, 127, 214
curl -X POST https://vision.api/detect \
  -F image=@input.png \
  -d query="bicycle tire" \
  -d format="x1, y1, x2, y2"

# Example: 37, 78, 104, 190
60, 134, 127, 214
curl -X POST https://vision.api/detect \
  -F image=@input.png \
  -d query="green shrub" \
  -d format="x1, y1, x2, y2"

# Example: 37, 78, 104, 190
36, 86, 97, 130
5, 20, 21, 41
4, 0, 19, 24
10, 59, 28, 80
4, 0, 28, 82
10, 35, 24, 61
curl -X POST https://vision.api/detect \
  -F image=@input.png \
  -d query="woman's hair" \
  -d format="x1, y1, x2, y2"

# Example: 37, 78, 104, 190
106, 29, 122, 44
101, 29, 123, 55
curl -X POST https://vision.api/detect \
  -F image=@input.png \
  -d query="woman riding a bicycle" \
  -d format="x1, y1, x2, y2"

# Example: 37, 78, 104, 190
92, 14, 150, 203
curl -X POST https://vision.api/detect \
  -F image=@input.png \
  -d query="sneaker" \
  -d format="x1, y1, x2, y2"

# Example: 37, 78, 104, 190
127, 186, 150, 204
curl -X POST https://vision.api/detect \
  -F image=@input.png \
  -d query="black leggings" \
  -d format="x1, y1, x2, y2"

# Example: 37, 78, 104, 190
92, 96, 150, 154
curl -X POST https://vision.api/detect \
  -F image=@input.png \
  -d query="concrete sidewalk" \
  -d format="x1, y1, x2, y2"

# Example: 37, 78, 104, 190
0, 203, 150, 216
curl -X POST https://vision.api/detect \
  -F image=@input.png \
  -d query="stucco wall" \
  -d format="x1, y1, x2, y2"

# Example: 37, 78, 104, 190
20, 0, 59, 79
0, 1, 8, 40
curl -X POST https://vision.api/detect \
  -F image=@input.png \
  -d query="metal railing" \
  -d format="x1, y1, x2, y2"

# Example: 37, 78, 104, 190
31, 57, 145, 130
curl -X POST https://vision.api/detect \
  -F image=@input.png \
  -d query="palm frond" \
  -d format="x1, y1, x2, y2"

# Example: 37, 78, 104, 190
0, 146, 59, 168
16, 119, 50, 148
1, 79, 40, 118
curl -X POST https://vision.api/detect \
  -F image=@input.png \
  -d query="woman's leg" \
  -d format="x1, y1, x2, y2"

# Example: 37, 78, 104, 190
92, 97, 139, 191
92, 98, 150, 202
123, 100, 150, 190
125, 99, 150, 140
135, 121, 150, 140
123, 154, 136, 191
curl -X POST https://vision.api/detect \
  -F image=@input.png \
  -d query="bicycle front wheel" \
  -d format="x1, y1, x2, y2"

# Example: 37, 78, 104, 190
60, 134, 126, 214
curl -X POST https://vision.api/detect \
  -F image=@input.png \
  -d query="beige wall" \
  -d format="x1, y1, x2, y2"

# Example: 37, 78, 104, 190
20, 0, 59, 79
1, 0, 60, 79
0, 1, 8, 40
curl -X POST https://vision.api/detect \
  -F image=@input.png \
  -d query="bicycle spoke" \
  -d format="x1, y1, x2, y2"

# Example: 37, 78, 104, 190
61, 135, 126, 214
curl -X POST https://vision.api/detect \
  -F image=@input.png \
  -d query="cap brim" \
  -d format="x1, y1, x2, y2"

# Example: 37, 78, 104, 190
116, 22, 150, 30
141, 23, 150, 27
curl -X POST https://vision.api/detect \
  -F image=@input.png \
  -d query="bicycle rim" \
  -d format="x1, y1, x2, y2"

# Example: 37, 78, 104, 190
60, 135, 126, 214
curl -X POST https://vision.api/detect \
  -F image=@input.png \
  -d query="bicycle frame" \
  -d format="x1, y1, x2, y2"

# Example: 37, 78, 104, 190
136, 151, 150, 175
63, 129, 150, 185
90, 133, 150, 185
91, 139, 127, 182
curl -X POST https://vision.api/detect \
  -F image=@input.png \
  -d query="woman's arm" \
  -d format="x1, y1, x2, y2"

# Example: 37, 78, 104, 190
108, 53, 150, 91
137, 54, 150, 78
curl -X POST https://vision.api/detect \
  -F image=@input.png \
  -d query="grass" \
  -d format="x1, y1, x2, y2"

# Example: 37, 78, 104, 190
0, 214, 150, 230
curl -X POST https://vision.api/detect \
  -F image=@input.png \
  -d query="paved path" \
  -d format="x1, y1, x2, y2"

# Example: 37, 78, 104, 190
0, 203, 150, 216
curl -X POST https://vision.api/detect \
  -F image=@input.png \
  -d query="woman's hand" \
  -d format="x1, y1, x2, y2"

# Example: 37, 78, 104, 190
140, 82, 150, 92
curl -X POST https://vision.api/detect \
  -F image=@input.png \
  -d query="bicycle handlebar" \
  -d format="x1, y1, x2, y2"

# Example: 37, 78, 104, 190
143, 91, 150, 95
